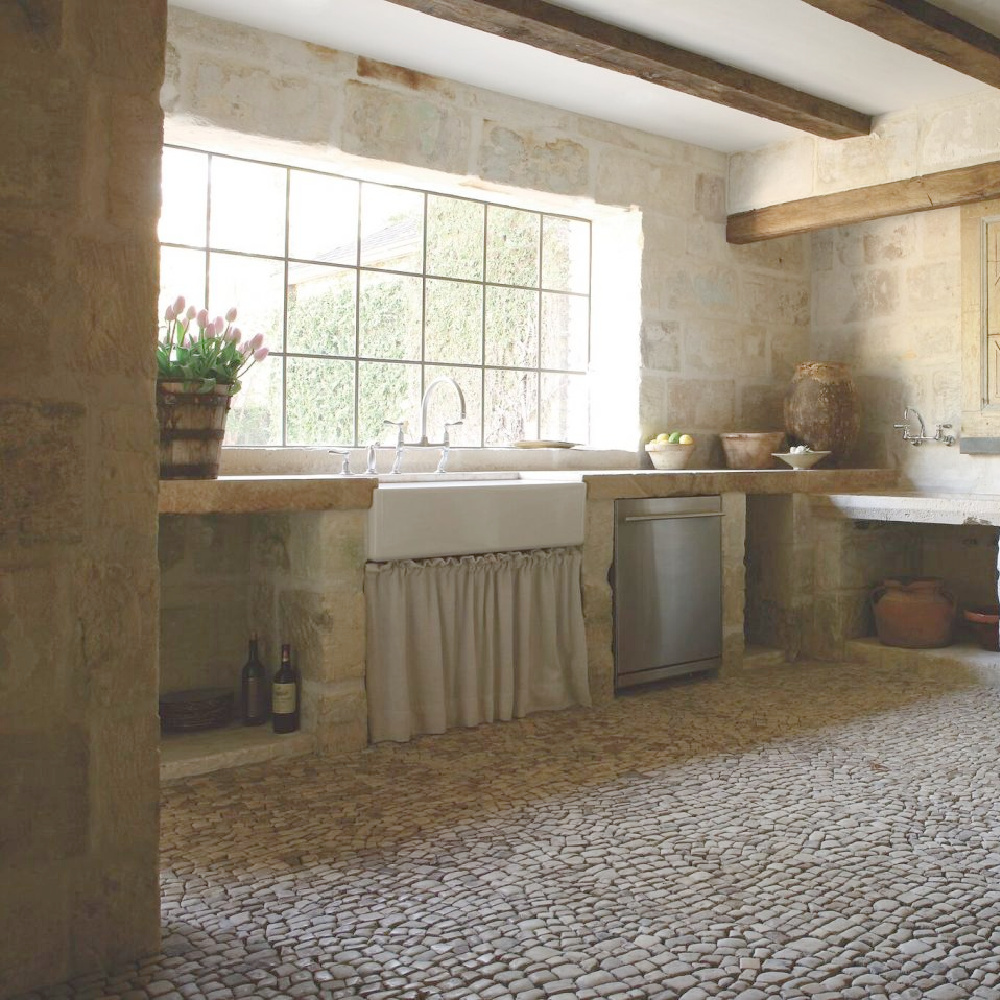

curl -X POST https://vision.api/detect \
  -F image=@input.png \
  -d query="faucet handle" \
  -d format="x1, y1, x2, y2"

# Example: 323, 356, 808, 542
382, 419, 405, 447
365, 441, 378, 475
327, 448, 352, 476
442, 420, 463, 447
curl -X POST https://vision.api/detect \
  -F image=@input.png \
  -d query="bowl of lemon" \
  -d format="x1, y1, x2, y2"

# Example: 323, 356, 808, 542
645, 431, 695, 470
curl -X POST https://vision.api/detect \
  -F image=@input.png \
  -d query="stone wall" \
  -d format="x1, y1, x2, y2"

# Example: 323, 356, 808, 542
810, 209, 1000, 491
158, 512, 368, 754
729, 88, 1000, 213
0, 2, 165, 996
164, 8, 810, 466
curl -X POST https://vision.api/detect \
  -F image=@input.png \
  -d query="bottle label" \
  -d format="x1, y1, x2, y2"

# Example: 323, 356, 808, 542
272, 682, 296, 715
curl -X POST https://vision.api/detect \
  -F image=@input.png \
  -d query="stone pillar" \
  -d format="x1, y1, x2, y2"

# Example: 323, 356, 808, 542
721, 492, 747, 672
0, 2, 166, 996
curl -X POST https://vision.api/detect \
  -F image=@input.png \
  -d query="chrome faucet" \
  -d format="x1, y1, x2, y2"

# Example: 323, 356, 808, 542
365, 441, 378, 475
893, 406, 955, 447
419, 377, 467, 446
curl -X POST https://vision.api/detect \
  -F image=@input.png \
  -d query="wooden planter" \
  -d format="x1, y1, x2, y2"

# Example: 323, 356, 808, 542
157, 380, 234, 480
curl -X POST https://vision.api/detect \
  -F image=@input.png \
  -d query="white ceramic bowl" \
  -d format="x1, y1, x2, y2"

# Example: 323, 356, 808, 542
645, 442, 695, 471
772, 450, 831, 470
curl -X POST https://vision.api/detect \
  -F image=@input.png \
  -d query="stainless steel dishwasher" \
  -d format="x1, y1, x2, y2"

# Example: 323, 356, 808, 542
613, 496, 722, 689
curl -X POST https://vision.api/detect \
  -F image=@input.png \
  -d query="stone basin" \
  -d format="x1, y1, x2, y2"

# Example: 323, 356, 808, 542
366, 474, 587, 560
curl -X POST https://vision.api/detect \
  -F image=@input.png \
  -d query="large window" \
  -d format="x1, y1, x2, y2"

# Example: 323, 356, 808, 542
158, 146, 592, 447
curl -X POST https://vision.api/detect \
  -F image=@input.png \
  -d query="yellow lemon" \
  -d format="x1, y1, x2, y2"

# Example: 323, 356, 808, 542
678, 433, 694, 445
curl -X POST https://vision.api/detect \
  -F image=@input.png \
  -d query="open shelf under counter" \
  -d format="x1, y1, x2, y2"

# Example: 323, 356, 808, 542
845, 637, 1000, 683
160, 723, 315, 782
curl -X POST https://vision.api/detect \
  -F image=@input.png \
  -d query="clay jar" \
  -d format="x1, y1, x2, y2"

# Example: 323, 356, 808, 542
784, 361, 860, 466
872, 577, 956, 649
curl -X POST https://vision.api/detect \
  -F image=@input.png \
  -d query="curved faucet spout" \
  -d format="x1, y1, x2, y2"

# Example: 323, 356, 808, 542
419, 377, 467, 446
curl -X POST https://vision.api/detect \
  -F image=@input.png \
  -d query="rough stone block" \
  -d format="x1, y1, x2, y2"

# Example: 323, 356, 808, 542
357, 56, 456, 99
109, 91, 164, 231
0, 67, 85, 213
907, 260, 960, 311
695, 172, 726, 223
303, 681, 367, 754
480, 121, 588, 196
75, 0, 166, 88
663, 377, 736, 429
727, 137, 814, 214
815, 114, 919, 192
921, 92, 1000, 174
69, 234, 159, 376
640, 318, 682, 372
284, 511, 367, 581
743, 274, 810, 327
344, 81, 470, 175
729, 234, 807, 273
862, 217, 916, 264
0, 398, 84, 549
0, 862, 73, 997
188, 55, 338, 145
0, 727, 88, 864
685, 319, 767, 377
595, 147, 692, 210
738, 382, 785, 430
279, 587, 365, 684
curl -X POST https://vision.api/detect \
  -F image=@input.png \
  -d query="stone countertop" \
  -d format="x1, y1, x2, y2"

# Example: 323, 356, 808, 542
810, 491, 1000, 526
159, 468, 899, 514
581, 468, 899, 501
159, 475, 378, 514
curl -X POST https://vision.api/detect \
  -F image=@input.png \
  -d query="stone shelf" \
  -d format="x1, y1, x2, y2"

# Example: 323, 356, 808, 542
159, 474, 377, 515
812, 492, 1000, 526
845, 637, 1000, 683
160, 724, 315, 782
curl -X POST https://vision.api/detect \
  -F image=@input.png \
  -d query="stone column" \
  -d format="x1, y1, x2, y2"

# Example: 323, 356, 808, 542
0, 2, 166, 996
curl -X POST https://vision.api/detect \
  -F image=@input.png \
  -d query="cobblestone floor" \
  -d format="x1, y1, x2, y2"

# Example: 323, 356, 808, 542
18, 659, 1000, 1000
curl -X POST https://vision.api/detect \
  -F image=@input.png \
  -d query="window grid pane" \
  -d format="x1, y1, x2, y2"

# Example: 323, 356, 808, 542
159, 145, 592, 447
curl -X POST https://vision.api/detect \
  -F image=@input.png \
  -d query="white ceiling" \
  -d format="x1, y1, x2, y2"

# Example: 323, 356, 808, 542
173, 0, 999, 152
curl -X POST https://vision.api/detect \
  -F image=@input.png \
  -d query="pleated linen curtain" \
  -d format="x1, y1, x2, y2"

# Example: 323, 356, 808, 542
365, 546, 591, 743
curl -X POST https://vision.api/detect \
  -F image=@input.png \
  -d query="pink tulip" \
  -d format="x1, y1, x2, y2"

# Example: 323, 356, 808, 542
173, 295, 185, 314
225, 326, 241, 343
196, 309, 209, 328
248, 332, 264, 351
254, 347, 269, 362
226, 307, 238, 323
213, 316, 225, 335
178, 315, 190, 332
182, 332, 195, 348
186, 305, 196, 320
165, 304, 176, 322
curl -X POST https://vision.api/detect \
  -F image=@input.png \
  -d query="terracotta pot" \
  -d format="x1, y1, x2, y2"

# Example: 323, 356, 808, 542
872, 577, 956, 649
784, 361, 860, 466
963, 605, 1000, 651
157, 380, 233, 480
719, 431, 786, 470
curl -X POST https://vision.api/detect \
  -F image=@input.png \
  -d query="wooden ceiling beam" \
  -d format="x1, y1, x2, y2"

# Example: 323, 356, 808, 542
800, 0, 1000, 89
726, 161, 1000, 244
382, 0, 872, 140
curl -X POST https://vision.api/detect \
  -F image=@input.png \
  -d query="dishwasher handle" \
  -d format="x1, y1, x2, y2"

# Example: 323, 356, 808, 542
623, 511, 724, 523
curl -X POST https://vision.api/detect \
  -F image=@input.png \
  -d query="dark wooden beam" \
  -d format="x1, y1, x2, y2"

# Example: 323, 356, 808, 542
800, 0, 1000, 89
383, 0, 872, 140
726, 161, 1000, 244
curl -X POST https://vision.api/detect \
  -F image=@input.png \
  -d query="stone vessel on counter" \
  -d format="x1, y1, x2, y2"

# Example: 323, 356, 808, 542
784, 361, 860, 466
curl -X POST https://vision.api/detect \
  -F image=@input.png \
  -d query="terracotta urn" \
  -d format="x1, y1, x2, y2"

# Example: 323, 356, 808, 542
872, 577, 956, 649
784, 361, 860, 466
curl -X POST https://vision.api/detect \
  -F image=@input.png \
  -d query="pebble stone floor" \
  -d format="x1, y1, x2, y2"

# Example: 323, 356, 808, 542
18, 659, 1000, 1000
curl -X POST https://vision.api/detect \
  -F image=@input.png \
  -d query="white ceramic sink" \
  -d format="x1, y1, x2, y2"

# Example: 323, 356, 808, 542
366, 474, 587, 560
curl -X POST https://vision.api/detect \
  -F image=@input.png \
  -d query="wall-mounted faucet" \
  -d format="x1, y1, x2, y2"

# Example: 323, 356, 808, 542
892, 406, 955, 447
419, 377, 467, 446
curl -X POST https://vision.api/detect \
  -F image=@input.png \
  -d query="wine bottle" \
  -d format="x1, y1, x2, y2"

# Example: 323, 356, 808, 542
271, 643, 299, 734
240, 633, 268, 726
